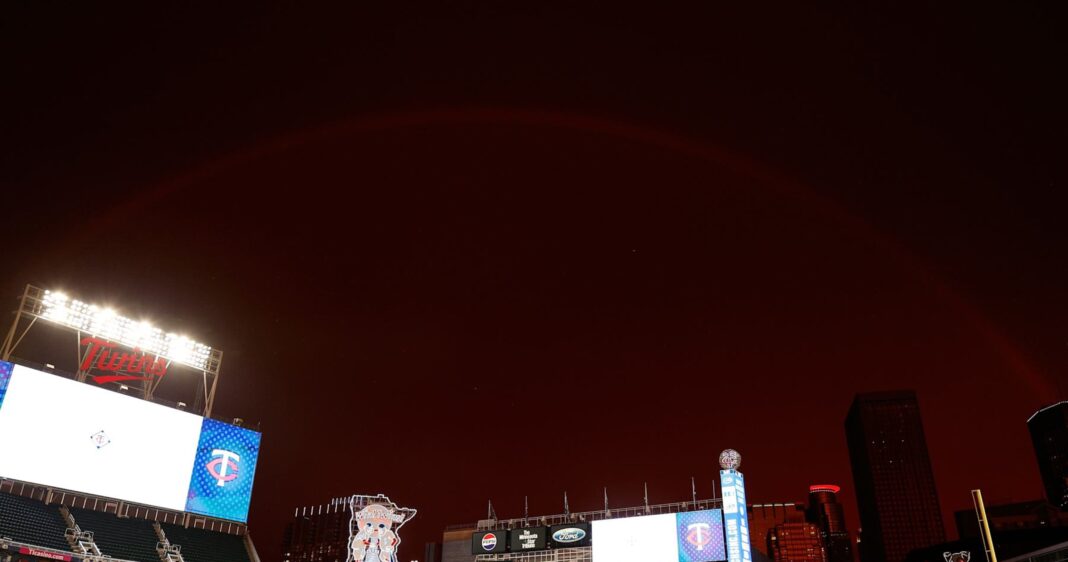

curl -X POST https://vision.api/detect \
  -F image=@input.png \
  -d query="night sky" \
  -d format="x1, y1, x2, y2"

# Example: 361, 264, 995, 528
1, 4, 1066, 560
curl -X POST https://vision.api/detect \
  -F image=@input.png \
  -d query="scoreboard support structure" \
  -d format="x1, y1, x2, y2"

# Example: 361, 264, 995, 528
2, 284, 224, 416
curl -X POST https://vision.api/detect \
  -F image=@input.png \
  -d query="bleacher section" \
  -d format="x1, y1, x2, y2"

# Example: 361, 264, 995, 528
160, 522, 252, 562
1, 490, 256, 562
69, 507, 161, 562
0, 492, 70, 552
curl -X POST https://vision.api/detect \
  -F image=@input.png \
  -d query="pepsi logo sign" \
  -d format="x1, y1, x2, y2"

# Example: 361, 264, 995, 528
481, 533, 498, 551
552, 528, 586, 543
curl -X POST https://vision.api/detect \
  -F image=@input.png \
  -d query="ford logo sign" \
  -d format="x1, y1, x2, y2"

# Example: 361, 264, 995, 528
552, 528, 587, 543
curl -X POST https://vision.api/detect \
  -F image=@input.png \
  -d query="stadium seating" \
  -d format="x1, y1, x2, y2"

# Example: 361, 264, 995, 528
0, 492, 71, 552
0, 490, 253, 562
69, 507, 160, 562
160, 522, 252, 562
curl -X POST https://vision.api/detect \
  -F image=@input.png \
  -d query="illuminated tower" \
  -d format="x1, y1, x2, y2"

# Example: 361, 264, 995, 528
1028, 401, 1068, 510
845, 391, 944, 562
806, 485, 852, 562
720, 449, 754, 562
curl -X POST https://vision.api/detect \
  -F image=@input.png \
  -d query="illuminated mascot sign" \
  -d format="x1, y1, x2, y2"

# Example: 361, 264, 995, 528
347, 494, 417, 562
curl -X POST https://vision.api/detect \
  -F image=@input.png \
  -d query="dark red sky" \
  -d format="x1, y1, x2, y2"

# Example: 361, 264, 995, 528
1, 4, 1066, 560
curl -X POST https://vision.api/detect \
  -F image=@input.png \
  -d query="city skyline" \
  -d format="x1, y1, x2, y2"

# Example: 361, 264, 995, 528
2, 4, 1064, 559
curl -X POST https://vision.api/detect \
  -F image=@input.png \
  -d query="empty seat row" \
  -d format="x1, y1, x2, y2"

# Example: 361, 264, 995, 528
160, 522, 252, 562
0, 492, 72, 552
70, 507, 160, 562
1, 490, 255, 562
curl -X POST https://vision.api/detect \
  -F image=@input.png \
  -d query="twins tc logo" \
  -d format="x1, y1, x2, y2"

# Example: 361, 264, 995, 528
206, 449, 240, 487
686, 523, 713, 551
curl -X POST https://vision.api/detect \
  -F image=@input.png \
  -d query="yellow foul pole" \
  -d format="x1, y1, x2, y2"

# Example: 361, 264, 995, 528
972, 489, 998, 562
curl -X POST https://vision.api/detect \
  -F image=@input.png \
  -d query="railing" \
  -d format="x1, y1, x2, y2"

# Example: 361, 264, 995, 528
474, 497, 724, 530
477, 547, 592, 562
153, 521, 185, 562
0, 536, 139, 562
3, 477, 248, 536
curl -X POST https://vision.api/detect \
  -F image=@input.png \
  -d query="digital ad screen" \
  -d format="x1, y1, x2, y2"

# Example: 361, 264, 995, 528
0, 361, 261, 523
472, 530, 508, 554
593, 511, 726, 562
550, 522, 591, 547
510, 526, 549, 551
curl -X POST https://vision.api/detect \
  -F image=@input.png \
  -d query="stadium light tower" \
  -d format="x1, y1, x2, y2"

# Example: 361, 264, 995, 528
1, 284, 224, 416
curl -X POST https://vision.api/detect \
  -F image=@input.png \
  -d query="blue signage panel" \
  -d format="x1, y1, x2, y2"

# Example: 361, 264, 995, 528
677, 509, 727, 562
184, 418, 262, 523
0, 360, 12, 411
719, 470, 752, 562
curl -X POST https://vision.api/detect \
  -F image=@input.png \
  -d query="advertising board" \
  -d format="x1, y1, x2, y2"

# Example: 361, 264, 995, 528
550, 522, 591, 548
346, 495, 416, 562
510, 527, 549, 551
472, 531, 508, 554
720, 470, 752, 562
0, 361, 260, 522
592, 510, 726, 562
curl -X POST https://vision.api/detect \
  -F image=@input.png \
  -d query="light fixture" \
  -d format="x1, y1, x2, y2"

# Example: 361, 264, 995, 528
38, 289, 214, 371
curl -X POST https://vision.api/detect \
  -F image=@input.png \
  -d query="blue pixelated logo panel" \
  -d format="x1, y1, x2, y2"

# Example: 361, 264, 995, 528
184, 418, 261, 522
0, 360, 12, 412
677, 509, 726, 562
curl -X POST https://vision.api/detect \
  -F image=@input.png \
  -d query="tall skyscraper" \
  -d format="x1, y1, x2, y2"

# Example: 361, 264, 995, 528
768, 521, 826, 562
845, 391, 945, 562
1028, 401, 1068, 510
807, 485, 852, 562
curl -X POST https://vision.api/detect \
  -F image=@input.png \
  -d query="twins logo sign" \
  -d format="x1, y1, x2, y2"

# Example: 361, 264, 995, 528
677, 510, 726, 562
206, 449, 240, 487
347, 495, 417, 562
687, 523, 713, 551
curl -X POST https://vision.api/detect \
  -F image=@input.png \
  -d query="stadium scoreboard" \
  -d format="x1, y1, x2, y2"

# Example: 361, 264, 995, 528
0, 360, 261, 523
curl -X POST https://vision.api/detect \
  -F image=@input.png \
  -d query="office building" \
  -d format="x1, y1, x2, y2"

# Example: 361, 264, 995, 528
750, 503, 809, 562
768, 522, 826, 562
807, 485, 852, 562
845, 391, 945, 562
1028, 402, 1068, 511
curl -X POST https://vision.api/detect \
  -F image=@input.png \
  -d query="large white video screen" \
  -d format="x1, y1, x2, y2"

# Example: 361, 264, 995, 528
593, 510, 727, 562
594, 514, 678, 562
0, 361, 261, 522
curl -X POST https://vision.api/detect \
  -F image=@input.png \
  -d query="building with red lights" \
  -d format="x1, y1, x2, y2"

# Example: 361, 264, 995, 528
749, 503, 809, 562
768, 521, 826, 562
807, 485, 852, 562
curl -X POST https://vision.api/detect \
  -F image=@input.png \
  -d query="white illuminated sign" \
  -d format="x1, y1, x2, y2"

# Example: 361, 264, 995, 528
347, 496, 417, 562
593, 514, 678, 562
39, 290, 213, 372
0, 363, 202, 508
0, 362, 260, 522
720, 470, 752, 562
